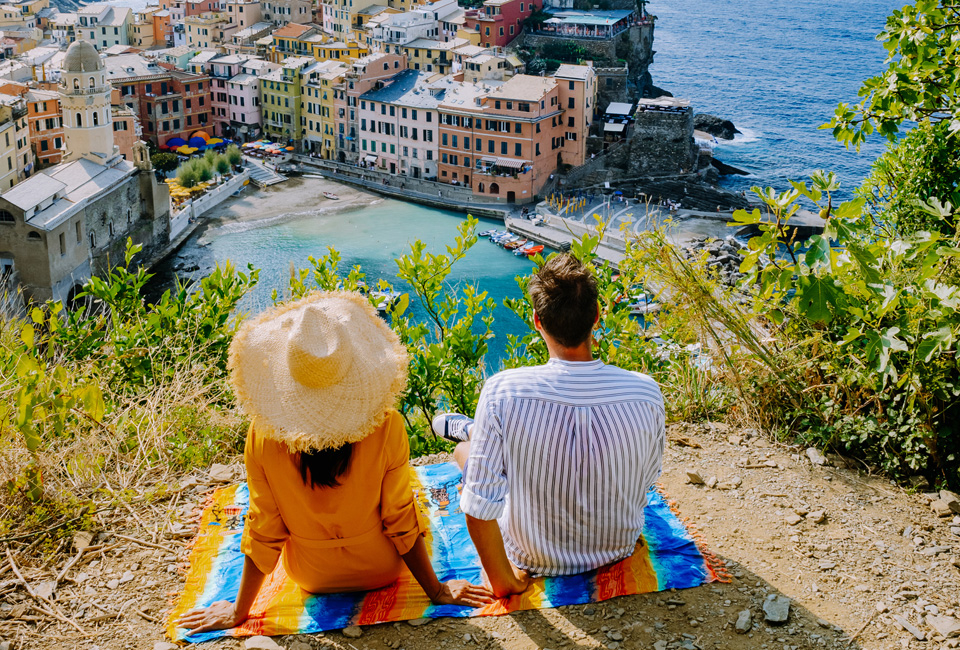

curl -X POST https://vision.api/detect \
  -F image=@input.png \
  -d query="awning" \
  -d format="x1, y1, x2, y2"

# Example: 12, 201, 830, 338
603, 122, 626, 133
494, 157, 526, 170
364, 153, 378, 162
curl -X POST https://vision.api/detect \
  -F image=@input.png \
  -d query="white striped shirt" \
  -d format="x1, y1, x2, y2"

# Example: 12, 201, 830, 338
460, 358, 665, 576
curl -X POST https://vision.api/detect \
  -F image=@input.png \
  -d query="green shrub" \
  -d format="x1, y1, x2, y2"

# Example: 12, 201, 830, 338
226, 144, 242, 167
216, 155, 231, 175
176, 165, 198, 188
196, 160, 214, 182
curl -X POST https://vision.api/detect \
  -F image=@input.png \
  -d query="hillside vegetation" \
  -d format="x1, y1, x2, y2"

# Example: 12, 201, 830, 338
1, 0, 959, 552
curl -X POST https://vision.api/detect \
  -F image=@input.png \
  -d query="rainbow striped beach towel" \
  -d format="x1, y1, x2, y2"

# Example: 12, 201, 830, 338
168, 462, 725, 643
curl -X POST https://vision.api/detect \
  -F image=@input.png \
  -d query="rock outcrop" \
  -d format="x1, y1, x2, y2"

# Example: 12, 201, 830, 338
694, 113, 741, 140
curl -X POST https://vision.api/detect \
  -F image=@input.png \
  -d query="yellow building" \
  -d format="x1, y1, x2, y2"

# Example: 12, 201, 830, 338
301, 60, 347, 158
130, 8, 161, 48
259, 55, 313, 142
312, 39, 367, 62
399, 37, 467, 75
185, 12, 235, 49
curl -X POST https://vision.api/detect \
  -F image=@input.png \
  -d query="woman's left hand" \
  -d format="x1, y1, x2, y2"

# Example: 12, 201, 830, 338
431, 580, 495, 607
177, 600, 243, 635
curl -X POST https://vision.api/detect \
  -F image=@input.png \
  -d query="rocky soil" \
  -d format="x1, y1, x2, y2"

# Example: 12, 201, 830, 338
3, 424, 959, 650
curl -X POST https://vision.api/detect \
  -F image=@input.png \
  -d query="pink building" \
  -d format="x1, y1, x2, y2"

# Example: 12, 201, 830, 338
463, 0, 534, 48
357, 69, 444, 178
334, 52, 406, 163
191, 53, 269, 139
226, 59, 269, 140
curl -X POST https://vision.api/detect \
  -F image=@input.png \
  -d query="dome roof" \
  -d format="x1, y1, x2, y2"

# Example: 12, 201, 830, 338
63, 41, 102, 73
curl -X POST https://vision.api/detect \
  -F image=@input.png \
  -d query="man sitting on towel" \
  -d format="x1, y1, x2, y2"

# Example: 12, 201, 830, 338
432, 254, 666, 597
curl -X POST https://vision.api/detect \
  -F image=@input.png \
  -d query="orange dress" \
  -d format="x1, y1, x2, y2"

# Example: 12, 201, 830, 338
240, 409, 423, 593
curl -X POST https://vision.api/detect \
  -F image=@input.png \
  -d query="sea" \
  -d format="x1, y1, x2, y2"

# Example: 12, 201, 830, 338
155, 0, 903, 361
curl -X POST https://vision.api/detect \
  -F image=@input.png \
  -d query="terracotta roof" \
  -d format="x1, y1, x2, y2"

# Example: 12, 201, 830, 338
273, 22, 312, 38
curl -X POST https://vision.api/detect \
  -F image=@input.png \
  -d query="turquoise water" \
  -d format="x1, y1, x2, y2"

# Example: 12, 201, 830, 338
159, 199, 537, 361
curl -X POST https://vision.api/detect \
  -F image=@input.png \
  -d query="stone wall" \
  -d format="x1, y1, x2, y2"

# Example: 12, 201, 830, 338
518, 23, 655, 102
624, 106, 697, 176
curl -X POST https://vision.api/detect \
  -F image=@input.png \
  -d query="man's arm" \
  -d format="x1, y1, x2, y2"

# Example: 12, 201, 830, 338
465, 515, 529, 598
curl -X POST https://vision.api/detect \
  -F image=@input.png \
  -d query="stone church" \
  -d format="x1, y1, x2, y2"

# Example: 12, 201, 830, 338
0, 40, 170, 306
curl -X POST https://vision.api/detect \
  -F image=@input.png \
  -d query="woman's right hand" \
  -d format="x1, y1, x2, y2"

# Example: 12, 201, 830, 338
431, 580, 495, 607
177, 600, 245, 636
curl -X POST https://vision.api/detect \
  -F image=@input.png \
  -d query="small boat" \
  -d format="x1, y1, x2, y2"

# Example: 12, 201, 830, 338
514, 241, 536, 255
503, 239, 527, 250
498, 235, 520, 246
523, 245, 544, 256
370, 289, 403, 312
478, 229, 496, 237
304, 173, 325, 179
323, 192, 339, 200
489, 231, 510, 242
628, 294, 661, 316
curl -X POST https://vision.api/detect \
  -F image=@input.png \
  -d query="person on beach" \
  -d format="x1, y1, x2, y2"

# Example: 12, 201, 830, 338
432, 254, 665, 597
178, 292, 492, 635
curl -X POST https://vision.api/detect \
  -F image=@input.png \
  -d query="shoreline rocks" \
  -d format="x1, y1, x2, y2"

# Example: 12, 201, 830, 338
694, 113, 742, 140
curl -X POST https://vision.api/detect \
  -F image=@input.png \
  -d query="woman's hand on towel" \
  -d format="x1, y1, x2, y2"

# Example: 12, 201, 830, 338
177, 600, 243, 635
431, 579, 495, 607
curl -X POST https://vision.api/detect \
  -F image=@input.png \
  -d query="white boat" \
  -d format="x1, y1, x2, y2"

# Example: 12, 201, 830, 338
489, 231, 509, 242
628, 294, 661, 316
514, 241, 536, 255
497, 235, 520, 246
323, 191, 339, 200
370, 290, 403, 312
478, 229, 496, 237
304, 173, 325, 179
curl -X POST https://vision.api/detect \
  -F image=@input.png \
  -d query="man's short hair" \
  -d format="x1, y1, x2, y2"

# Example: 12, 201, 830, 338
527, 254, 598, 348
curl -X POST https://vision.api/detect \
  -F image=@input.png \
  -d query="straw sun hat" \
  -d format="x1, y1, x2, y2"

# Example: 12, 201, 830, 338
228, 291, 409, 453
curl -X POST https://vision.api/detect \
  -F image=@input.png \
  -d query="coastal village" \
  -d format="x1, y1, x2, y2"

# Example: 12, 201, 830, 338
0, 0, 751, 305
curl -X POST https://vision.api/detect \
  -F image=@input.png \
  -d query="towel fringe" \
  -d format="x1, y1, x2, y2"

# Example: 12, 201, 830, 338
655, 483, 732, 583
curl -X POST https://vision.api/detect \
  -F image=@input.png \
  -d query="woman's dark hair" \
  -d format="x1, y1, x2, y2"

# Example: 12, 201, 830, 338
297, 443, 354, 489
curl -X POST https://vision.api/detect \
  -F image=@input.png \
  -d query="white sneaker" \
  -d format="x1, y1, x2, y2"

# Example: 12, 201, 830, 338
431, 413, 473, 443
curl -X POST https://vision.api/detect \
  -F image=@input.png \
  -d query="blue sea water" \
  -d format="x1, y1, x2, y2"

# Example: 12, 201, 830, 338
649, 0, 902, 200
162, 1, 905, 360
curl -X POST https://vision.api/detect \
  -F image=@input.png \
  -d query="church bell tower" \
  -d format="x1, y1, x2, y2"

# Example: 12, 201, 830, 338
60, 40, 118, 163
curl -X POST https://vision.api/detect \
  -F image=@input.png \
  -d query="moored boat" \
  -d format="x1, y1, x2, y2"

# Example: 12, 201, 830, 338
503, 238, 527, 250
323, 192, 339, 200
523, 244, 544, 256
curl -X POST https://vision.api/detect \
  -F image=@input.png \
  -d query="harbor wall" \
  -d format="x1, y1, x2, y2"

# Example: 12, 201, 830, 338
295, 157, 511, 219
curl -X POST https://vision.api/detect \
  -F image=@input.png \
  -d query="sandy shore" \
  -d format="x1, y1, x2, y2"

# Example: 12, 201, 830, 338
196, 175, 382, 243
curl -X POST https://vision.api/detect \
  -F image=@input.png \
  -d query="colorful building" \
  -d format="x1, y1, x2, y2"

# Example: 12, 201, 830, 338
260, 0, 312, 26
335, 52, 406, 163
185, 12, 236, 49
104, 54, 212, 146
259, 55, 312, 143
463, 0, 533, 48
301, 59, 348, 157
436, 71, 591, 203
25, 88, 63, 167
76, 4, 133, 51
224, 0, 262, 28
357, 69, 444, 177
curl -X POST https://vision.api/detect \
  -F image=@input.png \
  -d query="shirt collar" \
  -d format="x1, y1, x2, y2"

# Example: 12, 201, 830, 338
546, 358, 604, 370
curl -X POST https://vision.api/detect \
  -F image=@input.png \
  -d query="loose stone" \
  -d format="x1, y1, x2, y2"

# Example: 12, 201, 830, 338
763, 595, 790, 624
342, 625, 363, 638
736, 609, 753, 633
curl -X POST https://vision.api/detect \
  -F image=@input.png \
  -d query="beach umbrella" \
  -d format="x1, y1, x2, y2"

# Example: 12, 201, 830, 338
285, 146, 294, 151
188, 137, 207, 148
166, 137, 187, 148
190, 131, 210, 141
207, 138, 223, 145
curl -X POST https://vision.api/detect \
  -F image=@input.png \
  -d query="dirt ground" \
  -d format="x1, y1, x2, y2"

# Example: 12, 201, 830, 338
3, 422, 959, 650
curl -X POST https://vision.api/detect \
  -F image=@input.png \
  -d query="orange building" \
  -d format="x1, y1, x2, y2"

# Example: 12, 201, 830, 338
25, 88, 63, 167
437, 67, 595, 203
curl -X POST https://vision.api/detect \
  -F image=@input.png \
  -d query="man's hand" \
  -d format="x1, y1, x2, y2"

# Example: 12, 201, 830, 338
480, 564, 530, 598
177, 600, 244, 636
431, 580, 495, 607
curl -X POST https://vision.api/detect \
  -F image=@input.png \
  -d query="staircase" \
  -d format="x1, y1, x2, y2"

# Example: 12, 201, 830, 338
243, 157, 287, 187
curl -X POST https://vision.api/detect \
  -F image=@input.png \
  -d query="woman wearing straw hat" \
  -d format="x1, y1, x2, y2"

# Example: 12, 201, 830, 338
178, 292, 493, 635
